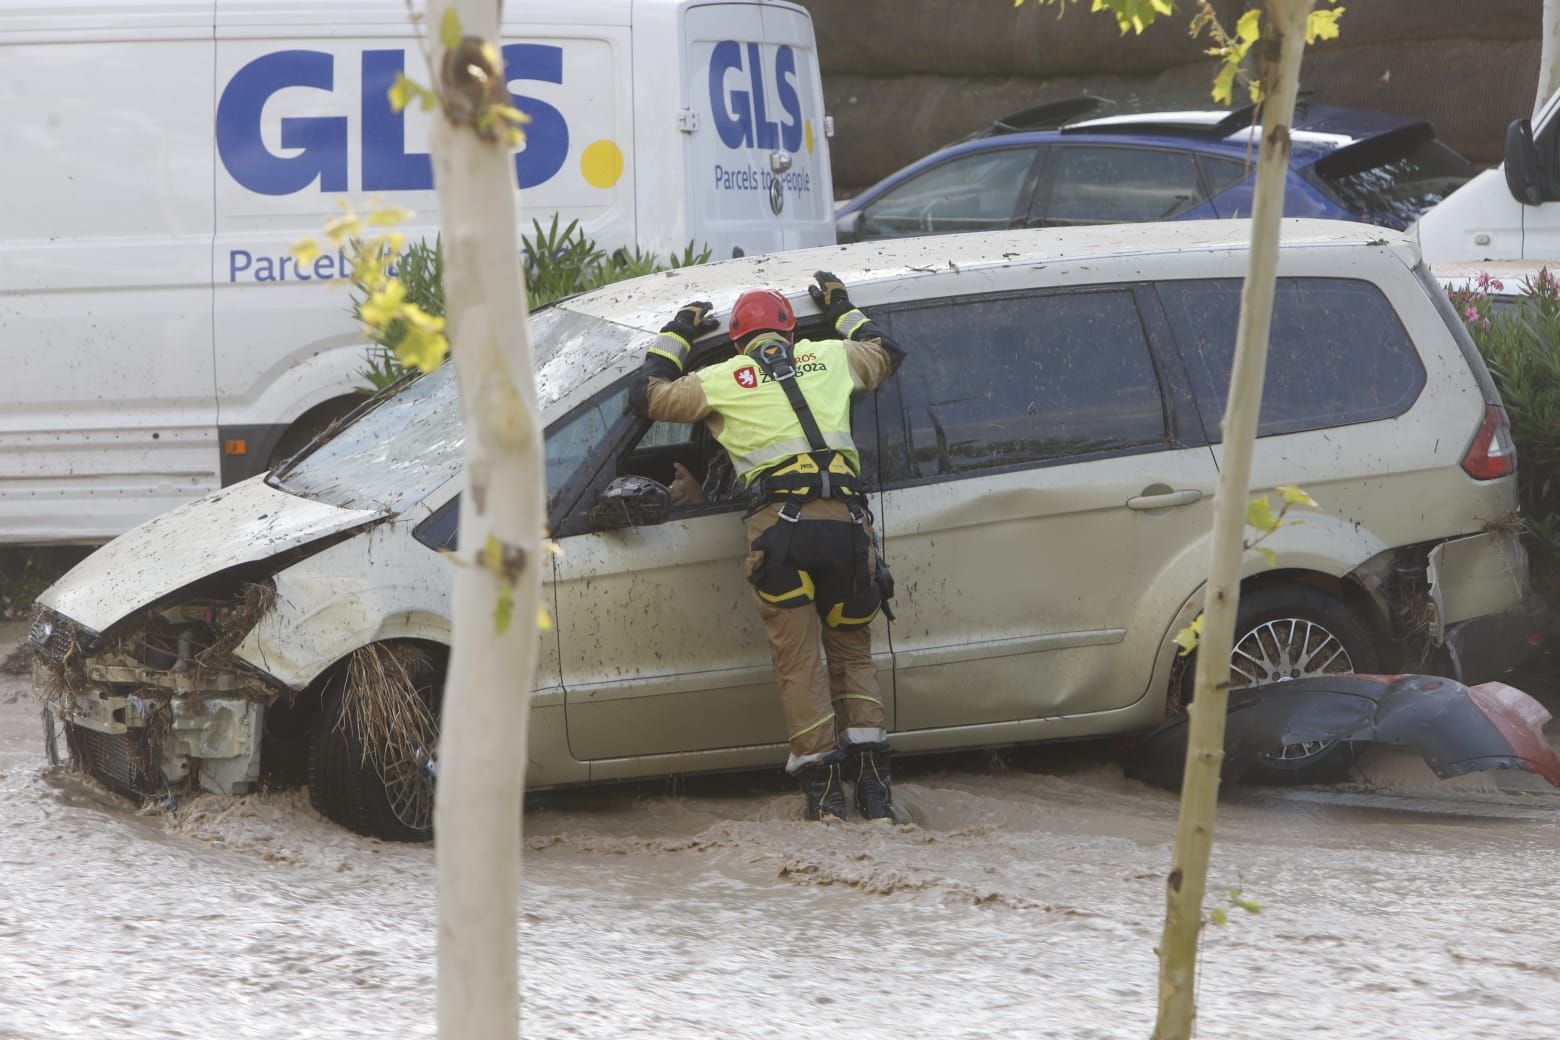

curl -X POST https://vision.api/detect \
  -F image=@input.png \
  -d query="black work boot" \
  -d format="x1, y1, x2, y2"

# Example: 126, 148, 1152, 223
798, 752, 848, 821
850, 742, 895, 824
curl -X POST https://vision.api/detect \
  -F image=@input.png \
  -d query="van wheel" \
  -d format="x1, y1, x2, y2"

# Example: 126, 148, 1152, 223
270, 396, 362, 469
308, 659, 441, 842
1227, 586, 1381, 785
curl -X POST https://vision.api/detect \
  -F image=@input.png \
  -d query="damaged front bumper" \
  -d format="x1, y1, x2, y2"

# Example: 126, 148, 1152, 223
30, 603, 277, 801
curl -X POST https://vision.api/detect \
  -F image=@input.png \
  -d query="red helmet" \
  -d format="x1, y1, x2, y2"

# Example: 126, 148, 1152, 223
728, 288, 796, 341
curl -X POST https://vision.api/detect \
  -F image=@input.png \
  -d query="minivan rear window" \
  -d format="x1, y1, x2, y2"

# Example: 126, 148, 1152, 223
1158, 277, 1425, 441
878, 288, 1168, 482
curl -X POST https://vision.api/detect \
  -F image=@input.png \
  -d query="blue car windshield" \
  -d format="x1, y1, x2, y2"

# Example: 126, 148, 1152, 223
267, 307, 642, 513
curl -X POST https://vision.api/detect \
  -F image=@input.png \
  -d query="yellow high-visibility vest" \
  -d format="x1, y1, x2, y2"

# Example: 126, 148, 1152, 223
696, 336, 859, 485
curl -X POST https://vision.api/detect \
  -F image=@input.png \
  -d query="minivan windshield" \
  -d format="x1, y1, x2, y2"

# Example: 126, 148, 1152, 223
267, 307, 642, 513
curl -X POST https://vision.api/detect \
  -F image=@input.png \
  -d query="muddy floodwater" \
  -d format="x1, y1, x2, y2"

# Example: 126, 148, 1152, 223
4, 622, 1560, 1040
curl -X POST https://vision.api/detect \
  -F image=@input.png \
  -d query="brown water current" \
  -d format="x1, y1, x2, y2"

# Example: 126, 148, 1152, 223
3, 622, 1560, 1040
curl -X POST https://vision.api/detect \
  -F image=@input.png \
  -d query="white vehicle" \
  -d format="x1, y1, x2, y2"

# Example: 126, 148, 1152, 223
31, 221, 1542, 840
1416, 88, 1560, 266
0, 0, 834, 545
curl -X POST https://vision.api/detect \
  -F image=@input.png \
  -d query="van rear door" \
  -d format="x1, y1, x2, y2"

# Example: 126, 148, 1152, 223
683, 1, 833, 259
0, 5, 219, 545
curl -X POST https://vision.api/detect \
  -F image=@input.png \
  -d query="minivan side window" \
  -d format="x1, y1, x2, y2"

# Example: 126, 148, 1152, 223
1158, 278, 1426, 440
877, 289, 1168, 483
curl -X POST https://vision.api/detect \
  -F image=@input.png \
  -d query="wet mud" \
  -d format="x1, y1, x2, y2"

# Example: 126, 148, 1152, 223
3, 622, 1559, 1040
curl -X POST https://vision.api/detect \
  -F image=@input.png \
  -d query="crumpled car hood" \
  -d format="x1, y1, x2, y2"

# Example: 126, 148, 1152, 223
38, 476, 384, 634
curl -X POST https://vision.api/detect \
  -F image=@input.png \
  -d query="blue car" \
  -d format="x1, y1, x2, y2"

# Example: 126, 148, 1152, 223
835, 97, 1475, 242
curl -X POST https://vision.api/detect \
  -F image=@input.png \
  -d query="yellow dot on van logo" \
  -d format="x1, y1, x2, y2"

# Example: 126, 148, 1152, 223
804, 120, 815, 155
581, 139, 624, 189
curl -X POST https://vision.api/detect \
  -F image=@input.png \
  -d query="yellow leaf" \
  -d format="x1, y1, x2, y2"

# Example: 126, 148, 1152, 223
537, 606, 554, 632
289, 237, 321, 266
1173, 614, 1203, 657
1276, 484, 1318, 508
1254, 545, 1277, 568
367, 205, 415, 227
1306, 7, 1344, 44
1211, 61, 1238, 106
387, 73, 417, 113
1210, 908, 1228, 927
440, 7, 462, 50
395, 325, 450, 373
489, 103, 530, 127
493, 584, 513, 634
324, 213, 361, 246
1245, 494, 1279, 534
399, 301, 446, 333
359, 281, 407, 327
1235, 7, 1261, 42
480, 41, 502, 72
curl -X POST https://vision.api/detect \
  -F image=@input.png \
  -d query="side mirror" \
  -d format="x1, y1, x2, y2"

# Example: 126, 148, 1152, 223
1505, 118, 1545, 206
588, 476, 671, 531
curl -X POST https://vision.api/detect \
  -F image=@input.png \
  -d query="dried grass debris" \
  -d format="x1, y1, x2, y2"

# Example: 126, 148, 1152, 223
338, 643, 438, 779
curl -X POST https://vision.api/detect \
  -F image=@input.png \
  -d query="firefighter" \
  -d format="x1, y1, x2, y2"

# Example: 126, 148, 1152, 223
631, 272, 905, 822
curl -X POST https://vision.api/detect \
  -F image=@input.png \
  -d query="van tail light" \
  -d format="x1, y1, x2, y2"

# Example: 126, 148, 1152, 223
1462, 405, 1516, 480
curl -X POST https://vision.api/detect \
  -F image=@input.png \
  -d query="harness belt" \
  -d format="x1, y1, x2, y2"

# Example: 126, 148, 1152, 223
746, 338, 891, 617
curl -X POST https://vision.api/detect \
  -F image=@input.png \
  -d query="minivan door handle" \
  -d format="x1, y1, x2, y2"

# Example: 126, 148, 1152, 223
1127, 489, 1203, 510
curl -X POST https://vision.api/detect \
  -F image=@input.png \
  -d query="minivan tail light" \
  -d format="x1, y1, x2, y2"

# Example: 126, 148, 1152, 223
1462, 405, 1516, 480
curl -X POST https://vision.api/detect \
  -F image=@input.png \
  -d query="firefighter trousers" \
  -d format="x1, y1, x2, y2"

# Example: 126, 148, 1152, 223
744, 499, 887, 773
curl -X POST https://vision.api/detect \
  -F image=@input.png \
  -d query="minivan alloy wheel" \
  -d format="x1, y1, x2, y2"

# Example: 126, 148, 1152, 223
1181, 585, 1383, 784
1229, 616, 1356, 762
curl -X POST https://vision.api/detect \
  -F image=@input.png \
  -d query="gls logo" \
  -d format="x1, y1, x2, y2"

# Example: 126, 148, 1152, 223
216, 46, 568, 195
708, 42, 803, 153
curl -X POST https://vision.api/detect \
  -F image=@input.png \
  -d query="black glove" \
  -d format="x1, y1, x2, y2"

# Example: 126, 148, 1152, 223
661, 300, 719, 343
808, 271, 853, 324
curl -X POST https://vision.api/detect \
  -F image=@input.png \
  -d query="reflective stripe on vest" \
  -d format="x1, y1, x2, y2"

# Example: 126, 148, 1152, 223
696, 337, 859, 485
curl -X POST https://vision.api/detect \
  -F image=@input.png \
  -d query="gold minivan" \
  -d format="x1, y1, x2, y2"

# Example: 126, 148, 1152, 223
31, 220, 1539, 839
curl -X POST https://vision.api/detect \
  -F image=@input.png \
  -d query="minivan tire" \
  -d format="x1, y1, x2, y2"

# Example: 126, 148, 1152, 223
1226, 585, 1382, 785
308, 668, 440, 843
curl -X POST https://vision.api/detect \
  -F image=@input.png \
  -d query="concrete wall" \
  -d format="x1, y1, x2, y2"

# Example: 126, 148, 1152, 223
798, 1, 1541, 194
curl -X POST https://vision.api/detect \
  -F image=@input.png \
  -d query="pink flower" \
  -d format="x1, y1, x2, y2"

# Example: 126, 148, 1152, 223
1491, 278, 1505, 291
1464, 306, 1480, 321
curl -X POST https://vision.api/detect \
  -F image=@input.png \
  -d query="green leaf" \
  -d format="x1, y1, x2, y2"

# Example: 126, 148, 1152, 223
1231, 890, 1263, 915
1253, 545, 1277, 568
1246, 494, 1280, 534
440, 8, 462, 50
1276, 484, 1318, 508
1210, 908, 1228, 927
493, 584, 514, 634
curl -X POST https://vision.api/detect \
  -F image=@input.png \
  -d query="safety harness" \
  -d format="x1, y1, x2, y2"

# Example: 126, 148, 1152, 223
747, 337, 893, 617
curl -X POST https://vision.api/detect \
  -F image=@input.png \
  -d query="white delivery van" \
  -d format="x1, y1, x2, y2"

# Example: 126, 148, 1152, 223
0, 0, 834, 545
1416, 88, 1560, 266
